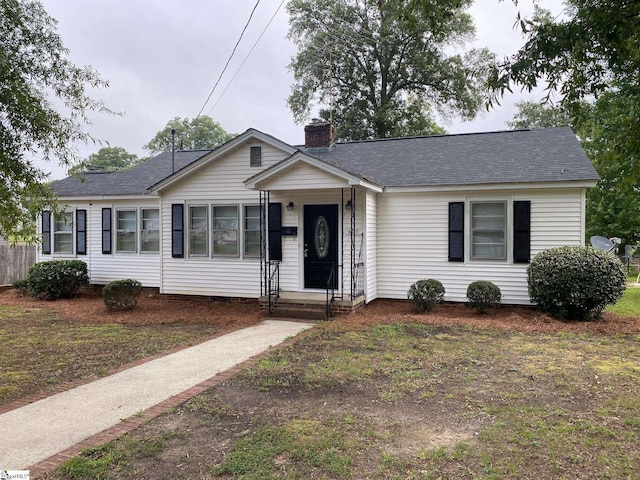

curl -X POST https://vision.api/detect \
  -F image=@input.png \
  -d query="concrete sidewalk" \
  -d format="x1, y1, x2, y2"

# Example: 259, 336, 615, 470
0, 319, 314, 470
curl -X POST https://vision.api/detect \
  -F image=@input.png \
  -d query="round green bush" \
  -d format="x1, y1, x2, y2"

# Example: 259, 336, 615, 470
407, 279, 445, 312
102, 279, 143, 310
467, 281, 501, 314
27, 260, 89, 300
527, 246, 626, 320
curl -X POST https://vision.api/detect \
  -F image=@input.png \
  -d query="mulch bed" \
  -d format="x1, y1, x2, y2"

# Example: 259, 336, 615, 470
1, 290, 638, 335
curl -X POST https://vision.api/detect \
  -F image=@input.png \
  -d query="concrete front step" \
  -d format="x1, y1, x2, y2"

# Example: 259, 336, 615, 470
270, 304, 328, 321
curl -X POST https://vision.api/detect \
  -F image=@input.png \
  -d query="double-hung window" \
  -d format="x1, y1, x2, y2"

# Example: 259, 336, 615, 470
189, 205, 209, 256
141, 209, 160, 252
470, 201, 506, 260
116, 210, 137, 253
54, 212, 73, 254
213, 205, 238, 256
244, 205, 261, 257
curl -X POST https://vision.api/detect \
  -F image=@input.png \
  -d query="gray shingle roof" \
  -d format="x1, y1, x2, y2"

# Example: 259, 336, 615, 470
52, 150, 212, 196
52, 127, 598, 197
309, 127, 599, 187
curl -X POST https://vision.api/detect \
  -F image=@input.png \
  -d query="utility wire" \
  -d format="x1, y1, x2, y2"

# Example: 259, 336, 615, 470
195, 0, 262, 119
207, 0, 286, 116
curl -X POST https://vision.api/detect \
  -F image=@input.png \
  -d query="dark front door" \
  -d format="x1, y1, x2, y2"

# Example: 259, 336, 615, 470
304, 204, 338, 289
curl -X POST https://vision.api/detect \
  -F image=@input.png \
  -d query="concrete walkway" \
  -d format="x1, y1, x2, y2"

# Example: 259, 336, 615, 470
0, 319, 314, 470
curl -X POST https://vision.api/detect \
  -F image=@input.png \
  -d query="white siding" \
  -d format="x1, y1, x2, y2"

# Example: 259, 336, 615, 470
37, 200, 162, 287
88, 200, 161, 286
259, 162, 349, 191
377, 188, 585, 304
160, 142, 290, 297
264, 189, 360, 297
365, 191, 378, 302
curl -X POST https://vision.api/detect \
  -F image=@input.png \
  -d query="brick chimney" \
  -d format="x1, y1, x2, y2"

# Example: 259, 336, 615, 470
304, 119, 334, 150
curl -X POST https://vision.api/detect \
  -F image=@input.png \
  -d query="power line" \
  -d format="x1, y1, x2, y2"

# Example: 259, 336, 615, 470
195, 0, 262, 119
207, 0, 286, 116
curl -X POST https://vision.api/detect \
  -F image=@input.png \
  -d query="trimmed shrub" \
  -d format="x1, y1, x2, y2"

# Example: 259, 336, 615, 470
407, 279, 445, 312
527, 246, 626, 320
102, 279, 143, 310
11, 279, 29, 296
27, 260, 89, 300
467, 281, 501, 314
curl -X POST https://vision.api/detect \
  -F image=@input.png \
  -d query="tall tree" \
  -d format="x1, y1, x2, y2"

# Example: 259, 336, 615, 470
287, 0, 494, 140
0, 0, 110, 239
508, 98, 640, 247
507, 101, 570, 130
579, 93, 640, 247
489, 0, 640, 180
144, 116, 236, 155
70, 147, 140, 173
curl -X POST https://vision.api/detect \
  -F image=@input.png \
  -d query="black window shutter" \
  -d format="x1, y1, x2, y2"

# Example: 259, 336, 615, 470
76, 209, 87, 255
448, 202, 464, 262
513, 201, 531, 263
102, 208, 112, 254
171, 204, 184, 258
268, 202, 282, 261
42, 211, 51, 254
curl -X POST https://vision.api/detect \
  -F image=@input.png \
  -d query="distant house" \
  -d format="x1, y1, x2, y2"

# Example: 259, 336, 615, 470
39, 123, 598, 308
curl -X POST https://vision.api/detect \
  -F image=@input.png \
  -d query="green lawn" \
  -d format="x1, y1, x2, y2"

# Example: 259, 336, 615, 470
50, 322, 640, 480
0, 305, 221, 405
607, 285, 640, 317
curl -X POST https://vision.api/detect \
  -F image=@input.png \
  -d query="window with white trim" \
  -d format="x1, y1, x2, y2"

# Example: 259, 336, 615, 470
116, 210, 137, 252
213, 205, 238, 256
53, 212, 73, 253
470, 201, 506, 260
189, 205, 209, 256
244, 205, 261, 257
141, 208, 159, 253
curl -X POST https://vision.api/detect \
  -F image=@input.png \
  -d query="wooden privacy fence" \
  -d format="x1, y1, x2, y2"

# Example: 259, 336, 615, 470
0, 245, 37, 284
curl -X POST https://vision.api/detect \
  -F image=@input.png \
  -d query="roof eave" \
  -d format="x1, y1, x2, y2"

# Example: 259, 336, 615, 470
383, 179, 598, 193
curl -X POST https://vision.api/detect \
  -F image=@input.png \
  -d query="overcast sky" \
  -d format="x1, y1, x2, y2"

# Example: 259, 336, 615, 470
38, 0, 564, 179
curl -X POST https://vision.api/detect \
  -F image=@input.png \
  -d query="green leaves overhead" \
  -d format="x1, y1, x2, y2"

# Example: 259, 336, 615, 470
287, 0, 495, 140
144, 116, 236, 155
0, 0, 111, 239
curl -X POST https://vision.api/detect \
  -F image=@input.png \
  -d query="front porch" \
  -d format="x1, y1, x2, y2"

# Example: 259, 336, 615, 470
259, 291, 366, 320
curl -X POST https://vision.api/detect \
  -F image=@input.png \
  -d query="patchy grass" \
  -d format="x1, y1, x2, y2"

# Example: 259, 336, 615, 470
0, 305, 221, 405
48, 322, 640, 480
607, 287, 640, 317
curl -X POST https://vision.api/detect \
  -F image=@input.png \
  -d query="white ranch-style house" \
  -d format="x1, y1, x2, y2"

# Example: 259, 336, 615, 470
40, 122, 599, 314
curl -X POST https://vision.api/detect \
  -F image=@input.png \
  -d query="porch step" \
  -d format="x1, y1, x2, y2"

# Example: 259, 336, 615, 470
270, 303, 328, 321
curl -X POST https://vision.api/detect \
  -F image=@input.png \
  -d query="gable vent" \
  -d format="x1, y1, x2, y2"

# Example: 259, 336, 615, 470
250, 146, 262, 167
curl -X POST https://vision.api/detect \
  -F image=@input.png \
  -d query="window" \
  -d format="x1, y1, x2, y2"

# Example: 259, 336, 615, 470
470, 202, 506, 260
116, 210, 137, 252
250, 146, 262, 167
189, 205, 209, 256
244, 205, 261, 257
213, 205, 238, 256
141, 209, 159, 252
54, 212, 73, 253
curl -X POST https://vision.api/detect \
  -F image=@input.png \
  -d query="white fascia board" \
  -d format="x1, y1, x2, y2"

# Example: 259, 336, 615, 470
151, 129, 298, 194
56, 194, 158, 202
383, 180, 597, 194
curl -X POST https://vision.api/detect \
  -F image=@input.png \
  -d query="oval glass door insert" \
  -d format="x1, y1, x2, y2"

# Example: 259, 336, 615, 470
314, 216, 329, 258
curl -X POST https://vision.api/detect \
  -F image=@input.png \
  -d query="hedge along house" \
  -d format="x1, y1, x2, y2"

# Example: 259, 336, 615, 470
40, 122, 598, 315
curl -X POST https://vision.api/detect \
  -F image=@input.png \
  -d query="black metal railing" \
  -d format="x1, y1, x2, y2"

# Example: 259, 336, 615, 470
352, 261, 365, 299
325, 263, 336, 320
267, 261, 280, 315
